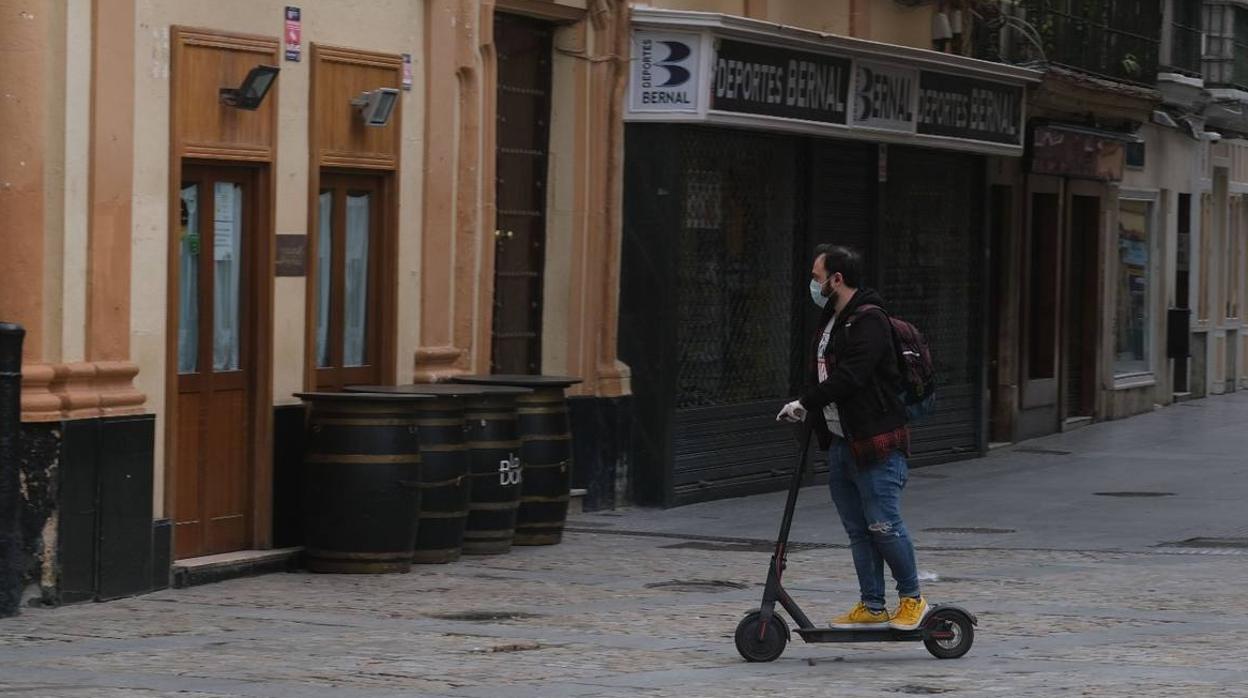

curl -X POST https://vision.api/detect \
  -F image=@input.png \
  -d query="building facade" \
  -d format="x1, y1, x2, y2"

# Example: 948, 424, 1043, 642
1, 0, 631, 605
4, 0, 1248, 609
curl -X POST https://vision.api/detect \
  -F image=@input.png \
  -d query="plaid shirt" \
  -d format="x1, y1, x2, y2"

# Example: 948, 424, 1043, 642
848, 424, 911, 469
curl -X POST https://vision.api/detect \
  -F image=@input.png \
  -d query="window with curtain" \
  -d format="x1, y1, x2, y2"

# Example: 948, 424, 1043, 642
178, 185, 199, 374
313, 174, 382, 389
213, 182, 243, 371
315, 192, 333, 368
343, 193, 370, 367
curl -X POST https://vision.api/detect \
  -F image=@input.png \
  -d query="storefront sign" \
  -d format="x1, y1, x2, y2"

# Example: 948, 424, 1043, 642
625, 17, 1038, 156
917, 72, 1022, 145
711, 40, 850, 125
630, 31, 701, 113
1030, 126, 1125, 181
284, 7, 302, 62
852, 61, 917, 133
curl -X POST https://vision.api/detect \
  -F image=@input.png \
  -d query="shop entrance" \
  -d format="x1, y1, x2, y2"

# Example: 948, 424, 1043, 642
172, 165, 262, 559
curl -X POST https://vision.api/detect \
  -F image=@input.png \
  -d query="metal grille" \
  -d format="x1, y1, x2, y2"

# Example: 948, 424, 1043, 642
879, 149, 982, 389
1020, 0, 1163, 85
878, 147, 984, 460
674, 130, 797, 409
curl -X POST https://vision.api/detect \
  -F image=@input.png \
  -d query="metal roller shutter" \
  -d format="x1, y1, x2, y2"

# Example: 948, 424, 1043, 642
878, 147, 986, 463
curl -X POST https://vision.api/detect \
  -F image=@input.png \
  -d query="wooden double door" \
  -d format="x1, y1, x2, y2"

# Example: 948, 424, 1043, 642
1018, 176, 1102, 438
173, 165, 261, 559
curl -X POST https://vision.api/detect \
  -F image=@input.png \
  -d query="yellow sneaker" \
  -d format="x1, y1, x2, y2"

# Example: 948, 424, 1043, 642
889, 596, 930, 631
830, 602, 890, 629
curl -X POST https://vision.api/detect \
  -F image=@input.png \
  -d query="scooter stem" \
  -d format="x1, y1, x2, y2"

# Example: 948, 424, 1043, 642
757, 418, 815, 634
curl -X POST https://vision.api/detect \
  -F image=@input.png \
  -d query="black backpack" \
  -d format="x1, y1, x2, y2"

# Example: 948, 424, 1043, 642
857, 305, 937, 422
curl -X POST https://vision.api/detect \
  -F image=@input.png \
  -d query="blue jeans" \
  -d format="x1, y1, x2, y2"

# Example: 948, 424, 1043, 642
827, 439, 920, 612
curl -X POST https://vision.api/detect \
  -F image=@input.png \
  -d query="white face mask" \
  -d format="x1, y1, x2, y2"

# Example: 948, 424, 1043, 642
810, 279, 830, 308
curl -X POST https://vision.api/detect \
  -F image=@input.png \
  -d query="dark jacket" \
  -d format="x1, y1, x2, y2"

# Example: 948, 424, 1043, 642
800, 288, 907, 451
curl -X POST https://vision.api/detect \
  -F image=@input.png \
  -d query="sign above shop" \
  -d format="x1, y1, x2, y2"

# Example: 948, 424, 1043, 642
917, 72, 1022, 145
711, 39, 850, 125
1030, 125, 1126, 181
626, 14, 1039, 156
630, 31, 701, 113
852, 61, 917, 133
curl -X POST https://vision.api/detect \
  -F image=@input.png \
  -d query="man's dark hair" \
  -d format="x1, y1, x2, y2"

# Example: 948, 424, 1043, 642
814, 244, 864, 288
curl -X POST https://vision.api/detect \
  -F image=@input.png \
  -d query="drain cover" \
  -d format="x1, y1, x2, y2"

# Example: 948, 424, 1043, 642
922, 527, 1015, 535
662, 541, 774, 553
1093, 491, 1175, 498
429, 611, 542, 622
1015, 447, 1073, 456
1160, 537, 1248, 549
893, 686, 955, 695
644, 579, 749, 592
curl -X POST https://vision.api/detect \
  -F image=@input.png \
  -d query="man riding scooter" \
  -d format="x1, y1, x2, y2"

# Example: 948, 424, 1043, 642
776, 244, 928, 632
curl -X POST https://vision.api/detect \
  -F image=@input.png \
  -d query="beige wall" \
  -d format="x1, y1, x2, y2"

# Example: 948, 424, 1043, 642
131, 0, 426, 514
1106, 125, 1201, 416
632, 0, 937, 48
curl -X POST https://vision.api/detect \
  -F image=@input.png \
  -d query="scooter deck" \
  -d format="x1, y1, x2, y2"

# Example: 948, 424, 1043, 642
795, 626, 927, 643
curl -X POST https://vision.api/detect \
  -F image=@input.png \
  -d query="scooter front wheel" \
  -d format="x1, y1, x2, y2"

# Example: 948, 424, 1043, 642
923, 608, 975, 659
735, 611, 788, 662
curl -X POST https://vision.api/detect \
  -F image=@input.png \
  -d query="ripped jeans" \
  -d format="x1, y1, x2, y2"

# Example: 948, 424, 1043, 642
827, 439, 920, 612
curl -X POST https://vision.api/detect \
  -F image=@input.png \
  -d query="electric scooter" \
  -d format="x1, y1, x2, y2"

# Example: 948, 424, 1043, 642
734, 420, 977, 662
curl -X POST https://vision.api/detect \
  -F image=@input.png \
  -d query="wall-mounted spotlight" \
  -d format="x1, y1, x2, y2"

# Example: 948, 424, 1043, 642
220, 65, 280, 110
351, 88, 399, 127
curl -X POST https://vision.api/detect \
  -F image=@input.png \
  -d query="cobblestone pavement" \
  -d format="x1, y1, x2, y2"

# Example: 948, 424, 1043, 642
3, 393, 1248, 697
2, 532, 1246, 697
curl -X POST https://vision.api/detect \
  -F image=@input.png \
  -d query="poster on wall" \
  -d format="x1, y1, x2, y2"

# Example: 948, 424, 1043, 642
284, 7, 302, 62
630, 31, 701, 113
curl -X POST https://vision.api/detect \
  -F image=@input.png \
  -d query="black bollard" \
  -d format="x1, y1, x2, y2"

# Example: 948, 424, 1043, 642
0, 323, 25, 617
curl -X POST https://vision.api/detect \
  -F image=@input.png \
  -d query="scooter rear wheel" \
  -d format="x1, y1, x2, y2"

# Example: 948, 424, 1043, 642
735, 611, 788, 662
922, 608, 975, 659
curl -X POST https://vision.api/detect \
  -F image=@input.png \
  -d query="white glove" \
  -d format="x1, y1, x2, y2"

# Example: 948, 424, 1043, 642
776, 400, 807, 423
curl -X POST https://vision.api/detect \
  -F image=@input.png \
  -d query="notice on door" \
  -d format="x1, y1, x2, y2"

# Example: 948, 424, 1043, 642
630, 31, 701, 113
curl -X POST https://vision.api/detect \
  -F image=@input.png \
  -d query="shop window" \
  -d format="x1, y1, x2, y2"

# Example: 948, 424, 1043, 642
1115, 199, 1153, 376
314, 173, 383, 390
1027, 192, 1059, 380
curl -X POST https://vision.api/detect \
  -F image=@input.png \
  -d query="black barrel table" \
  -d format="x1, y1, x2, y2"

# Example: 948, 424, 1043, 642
295, 392, 431, 573
343, 384, 528, 562
457, 385, 532, 555
451, 375, 582, 545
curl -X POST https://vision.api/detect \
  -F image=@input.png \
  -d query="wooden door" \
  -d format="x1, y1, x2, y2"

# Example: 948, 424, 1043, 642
1019, 176, 1063, 437
987, 184, 1014, 443
1062, 193, 1100, 419
313, 172, 385, 391
174, 165, 258, 558
491, 13, 553, 375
